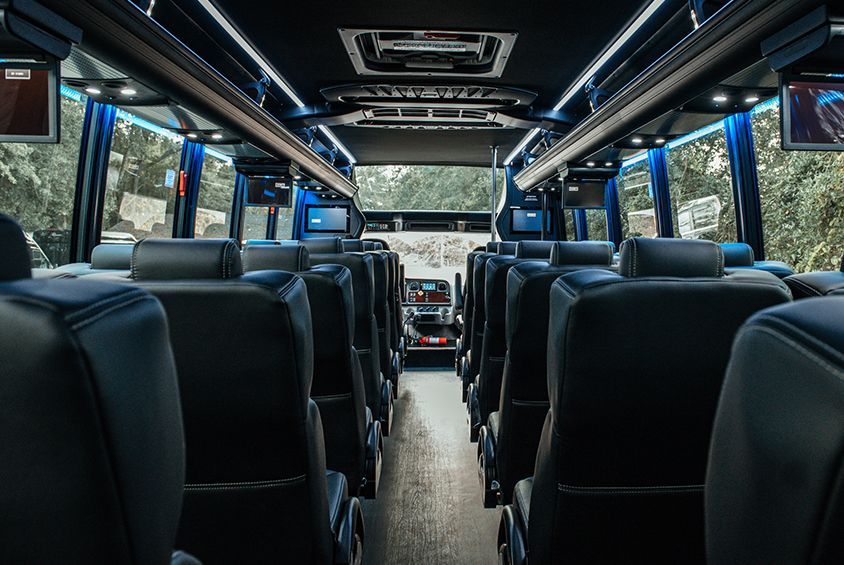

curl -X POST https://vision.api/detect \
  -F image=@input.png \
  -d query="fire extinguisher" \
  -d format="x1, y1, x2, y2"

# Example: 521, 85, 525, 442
419, 336, 452, 346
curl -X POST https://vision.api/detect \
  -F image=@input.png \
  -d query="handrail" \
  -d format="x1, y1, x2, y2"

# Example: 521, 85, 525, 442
513, 0, 823, 191
41, 0, 358, 197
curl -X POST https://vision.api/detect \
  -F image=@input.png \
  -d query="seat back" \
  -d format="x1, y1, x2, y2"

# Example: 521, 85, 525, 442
529, 238, 791, 564
243, 243, 368, 493
128, 238, 333, 564
721, 241, 795, 278
366, 250, 393, 384
784, 253, 844, 299
706, 297, 844, 564
469, 251, 497, 378
0, 215, 185, 564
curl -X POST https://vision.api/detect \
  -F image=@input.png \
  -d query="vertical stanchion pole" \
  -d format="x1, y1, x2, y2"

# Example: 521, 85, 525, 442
490, 145, 499, 242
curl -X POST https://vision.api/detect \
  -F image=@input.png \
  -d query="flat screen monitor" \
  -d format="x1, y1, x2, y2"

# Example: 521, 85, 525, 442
510, 208, 544, 234
0, 62, 58, 143
305, 205, 349, 233
245, 175, 293, 207
781, 77, 844, 150
563, 180, 606, 208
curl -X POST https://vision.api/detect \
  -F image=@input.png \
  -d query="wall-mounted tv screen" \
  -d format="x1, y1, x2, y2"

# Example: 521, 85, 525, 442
781, 77, 844, 150
0, 62, 59, 143
305, 205, 350, 233
510, 208, 545, 234
245, 175, 293, 207
563, 180, 606, 209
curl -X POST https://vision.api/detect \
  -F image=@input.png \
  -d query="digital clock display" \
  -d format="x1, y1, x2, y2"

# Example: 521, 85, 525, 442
421, 282, 437, 291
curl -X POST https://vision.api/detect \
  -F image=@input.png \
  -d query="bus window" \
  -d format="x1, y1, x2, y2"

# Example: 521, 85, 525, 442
276, 186, 297, 239
585, 209, 608, 240
564, 209, 575, 241
241, 207, 269, 242
0, 88, 87, 268
617, 159, 656, 239
103, 110, 183, 242
751, 100, 844, 272
195, 150, 235, 238
666, 124, 735, 242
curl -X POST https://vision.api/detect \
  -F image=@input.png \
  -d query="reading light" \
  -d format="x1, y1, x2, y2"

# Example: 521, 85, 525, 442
85, 87, 101, 95
211, 133, 223, 140
318, 125, 357, 165
605, 161, 613, 167
631, 137, 644, 144
187, 133, 198, 139
194, 0, 306, 108
745, 95, 760, 103
713, 94, 727, 102
120, 88, 138, 96
503, 127, 540, 166
655, 138, 665, 144
586, 161, 596, 167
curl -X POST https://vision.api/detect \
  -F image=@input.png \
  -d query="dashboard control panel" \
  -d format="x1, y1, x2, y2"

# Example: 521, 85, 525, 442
405, 279, 451, 304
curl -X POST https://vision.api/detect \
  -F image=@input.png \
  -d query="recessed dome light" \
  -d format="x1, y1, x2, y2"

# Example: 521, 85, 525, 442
713, 94, 728, 102
120, 88, 138, 96
605, 161, 613, 167
631, 137, 644, 144
586, 161, 595, 167
211, 133, 223, 140
655, 138, 666, 144
745, 95, 760, 103
85, 87, 102, 95
187, 133, 198, 139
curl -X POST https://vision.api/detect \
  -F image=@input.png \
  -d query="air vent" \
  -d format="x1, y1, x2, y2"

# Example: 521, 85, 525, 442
338, 29, 517, 78
322, 84, 536, 109
404, 221, 455, 232
349, 107, 505, 130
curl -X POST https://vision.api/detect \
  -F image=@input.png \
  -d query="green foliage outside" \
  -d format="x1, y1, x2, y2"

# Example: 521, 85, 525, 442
195, 153, 236, 238
356, 165, 503, 211
752, 104, 844, 272
585, 209, 608, 241
617, 161, 656, 239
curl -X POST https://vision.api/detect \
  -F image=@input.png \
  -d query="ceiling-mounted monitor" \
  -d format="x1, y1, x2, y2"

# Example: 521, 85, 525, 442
245, 175, 293, 207
510, 208, 547, 234
563, 180, 606, 209
0, 61, 59, 143
781, 76, 844, 150
305, 205, 350, 233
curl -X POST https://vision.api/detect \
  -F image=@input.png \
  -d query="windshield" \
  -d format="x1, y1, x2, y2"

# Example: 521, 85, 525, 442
356, 165, 503, 212
365, 231, 487, 283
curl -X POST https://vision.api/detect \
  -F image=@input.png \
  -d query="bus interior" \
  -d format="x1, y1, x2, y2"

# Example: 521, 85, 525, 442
1, 0, 843, 563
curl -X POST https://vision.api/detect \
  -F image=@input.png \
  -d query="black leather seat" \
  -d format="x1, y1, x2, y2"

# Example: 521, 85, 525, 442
56, 243, 134, 276
721, 242, 795, 278
478, 241, 614, 507
706, 297, 844, 564
497, 241, 518, 255
457, 249, 484, 397
499, 238, 791, 565
463, 249, 498, 417
308, 238, 394, 436
0, 214, 197, 565
243, 244, 383, 499
783, 253, 844, 299
125, 238, 363, 564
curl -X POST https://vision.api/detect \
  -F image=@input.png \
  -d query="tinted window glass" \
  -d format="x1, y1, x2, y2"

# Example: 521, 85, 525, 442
195, 150, 235, 238
617, 159, 656, 238
276, 186, 297, 239
585, 209, 608, 240
666, 125, 736, 242
241, 206, 269, 242
0, 89, 87, 268
752, 100, 844, 271
104, 110, 183, 242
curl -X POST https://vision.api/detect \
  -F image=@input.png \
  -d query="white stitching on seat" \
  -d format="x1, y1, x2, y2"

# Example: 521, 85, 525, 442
184, 476, 306, 491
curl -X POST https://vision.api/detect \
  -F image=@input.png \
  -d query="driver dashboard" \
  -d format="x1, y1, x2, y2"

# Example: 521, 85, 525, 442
403, 279, 453, 325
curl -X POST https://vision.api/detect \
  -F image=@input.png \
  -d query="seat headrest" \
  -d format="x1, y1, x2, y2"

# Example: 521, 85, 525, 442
516, 240, 556, 259
497, 241, 518, 255
362, 240, 383, 251
301, 237, 343, 254
342, 239, 364, 252
550, 241, 614, 266
485, 242, 498, 252
720, 242, 755, 267
131, 238, 242, 280
619, 237, 724, 278
0, 214, 32, 281
242, 244, 310, 273
90, 244, 134, 270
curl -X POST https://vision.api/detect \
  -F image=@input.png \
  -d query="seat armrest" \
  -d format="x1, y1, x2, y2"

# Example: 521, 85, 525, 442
171, 550, 203, 564
333, 490, 364, 564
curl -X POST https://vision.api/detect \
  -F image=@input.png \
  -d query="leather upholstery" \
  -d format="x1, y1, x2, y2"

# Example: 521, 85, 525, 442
720, 242, 754, 266
618, 237, 724, 278
362, 240, 383, 251
0, 213, 32, 281
706, 297, 844, 564
132, 238, 242, 280
126, 239, 336, 564
550, 240, 613, 266
366, 250, 393, 387
515, 240, 555, 259
785, 271, 844, 299
92, 243, 134, 270
468, 252, 497, 380
342, 239, 364, 252
526, 238, 791, 564
243, 244, 310, 272
497, 241, 518, 255
485, 242, 498, 252
302, 237, 343, 254
0, 274, 185, 564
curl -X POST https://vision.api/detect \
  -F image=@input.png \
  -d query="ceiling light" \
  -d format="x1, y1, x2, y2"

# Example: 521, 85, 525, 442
504, 127, 541, 166
120, 88, 137, 96
713, 94, 727, 102
294, 175, 302, 180
195, 0, 306, 108
85, 87, 101, 95
211, 133, 223, 140
745, 95, 759, 103
187, 133, 198, 139
318, 125, 357, 164
655, 137, 665, 144
605, 161, 613, 167
586, 161, 596, 167
631, 137, 644, 144
553, 0, 668, 112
